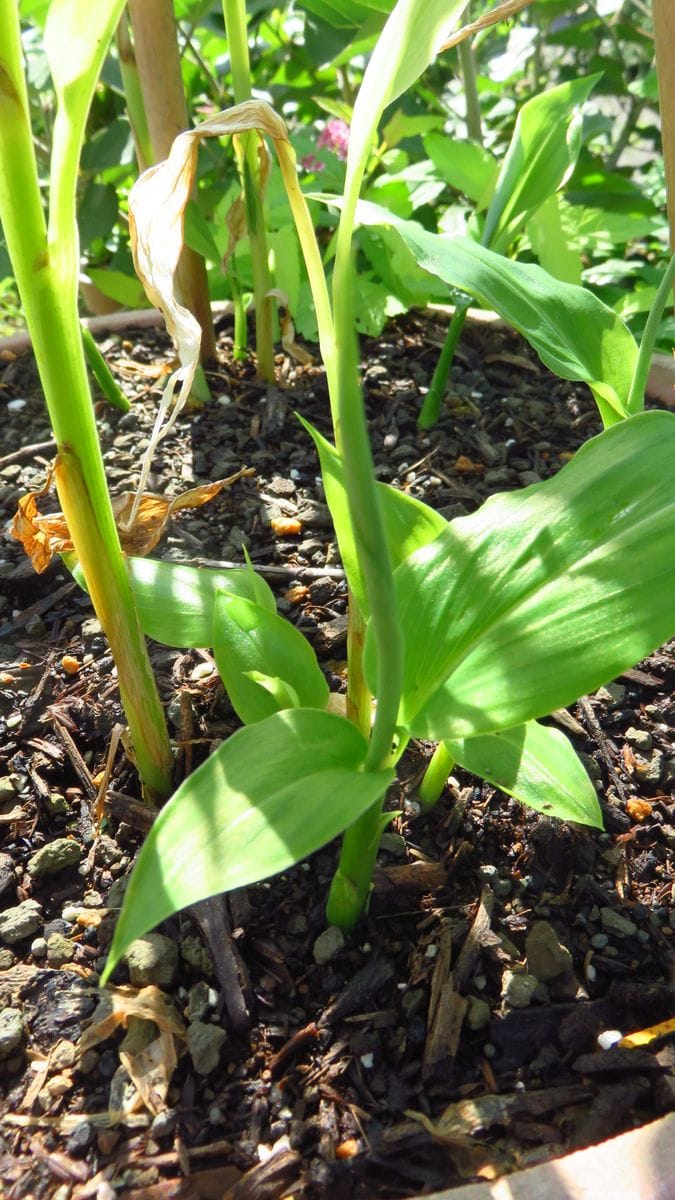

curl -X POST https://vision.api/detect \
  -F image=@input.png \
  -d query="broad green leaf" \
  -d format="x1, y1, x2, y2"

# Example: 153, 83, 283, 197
369, 411, 675, 741
300, 415, 446, 614
446, 721, 602, 827
349, 202, 638, 423
483, 76, 600, 251
86, 268, 149, 310
299, 0, 392, 26
213, 592, 329, 724
121, 559, 275, 648
423, 133, 498, 208
101, 708, 394, 983
526, 194, 582, 286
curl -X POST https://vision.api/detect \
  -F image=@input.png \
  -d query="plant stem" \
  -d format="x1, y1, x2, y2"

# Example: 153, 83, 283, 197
418, 742, 455, 810
231, 279, 249, 361
0, 0, 173, 801
222, 0, 276, 382
418, 302, 469, 429
115, 11, 153, 172
626, 252, 675, 414
458, 36, 482, 144
81, 325, 130, 412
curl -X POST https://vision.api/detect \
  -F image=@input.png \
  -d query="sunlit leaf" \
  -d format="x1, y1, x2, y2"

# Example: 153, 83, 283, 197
213, 592, 329, 723
367, 411, 675, 740
101, 709, 394, 983
446, 721, 602, 827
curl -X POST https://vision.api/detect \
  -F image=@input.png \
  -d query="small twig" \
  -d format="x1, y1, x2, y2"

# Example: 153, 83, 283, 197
47, 712, 97, 801
192, 556, 345, 580
0, 439, 56, 469
577, 695, 627, 803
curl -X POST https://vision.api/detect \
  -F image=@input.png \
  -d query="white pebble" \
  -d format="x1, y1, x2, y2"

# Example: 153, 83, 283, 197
597, 1029, 623, 1050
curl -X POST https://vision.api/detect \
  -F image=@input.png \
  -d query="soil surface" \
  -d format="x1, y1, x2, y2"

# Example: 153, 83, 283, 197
0, 313, 673, 1200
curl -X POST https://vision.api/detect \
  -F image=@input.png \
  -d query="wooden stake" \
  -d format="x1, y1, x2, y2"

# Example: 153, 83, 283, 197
126, 0, 217, 361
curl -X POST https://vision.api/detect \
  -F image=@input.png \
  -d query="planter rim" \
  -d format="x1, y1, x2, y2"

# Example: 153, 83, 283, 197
404, 1110, 675, 1200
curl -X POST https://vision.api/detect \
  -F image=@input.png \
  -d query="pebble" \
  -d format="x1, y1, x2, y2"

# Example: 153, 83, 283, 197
476, 864, 499, 886
0, 1008, 24, 1058
467, 996, 491, 1031
150, 1109, 177, 1139
66, 1121, 95, 1157
0, 777, 17, 803
27, 838, 82, 879
591, 933, 609, 950
0, 899, 43, 944
624, 726, 652, 752
30, 937, 48, 959
123, 933, 178, 988
633, 750, 664, 784
312, 926, 345, 965
595, 683, 625, 707
600, 907, 637, 938
0, 851, 15, 898
180, 934, 215, 978
525, 921, 573, 982
501, 970, 539, 1009
46, 933, 75, 966
187, 980, 212, 1023
187, 1020, 227, 1075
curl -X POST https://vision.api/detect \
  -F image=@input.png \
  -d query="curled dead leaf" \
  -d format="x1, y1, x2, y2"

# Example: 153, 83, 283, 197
11, 469, 254, 569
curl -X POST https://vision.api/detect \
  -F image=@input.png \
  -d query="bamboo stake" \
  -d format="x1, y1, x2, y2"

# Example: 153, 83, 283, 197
126, 0, 217, 361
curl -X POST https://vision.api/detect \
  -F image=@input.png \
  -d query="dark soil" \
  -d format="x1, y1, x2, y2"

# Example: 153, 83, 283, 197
0, 312, 673, 1200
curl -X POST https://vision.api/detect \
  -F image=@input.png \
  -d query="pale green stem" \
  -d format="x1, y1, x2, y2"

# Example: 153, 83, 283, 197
0, 0, 173, 801
116, 11, 153, 171
418, 742, 455, 811
222, 0, 275, 381
626, 252, 675, 414
458, 37, 482, 145
81, 325, 129, 412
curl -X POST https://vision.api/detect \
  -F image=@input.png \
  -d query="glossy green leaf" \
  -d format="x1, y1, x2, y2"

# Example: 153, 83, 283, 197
483, 76, 600, 251
101, 709, 394, 983
423, 133, 498, 207
446, 721, 602, 827
213, 592, 329, 724
300, 415, 446, 615
369, 411, 675, 740
75, 559, 276, 649
350, 202, 638, 422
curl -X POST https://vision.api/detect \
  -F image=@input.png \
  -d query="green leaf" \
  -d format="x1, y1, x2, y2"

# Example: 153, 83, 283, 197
423, 133, 498, 208
300, 415, 446, 615
446, 721, 602, 827
526, 194, 582, 286
101, 708, 394, 984
483, 76, 600, 251
213, 592, 329, 724
349, 202, 638, 423
372, 411, 675, 741
183, 200, 221, 264
346, 0, 469, 190
86, 267, 149, 309
121, 559, 275, 648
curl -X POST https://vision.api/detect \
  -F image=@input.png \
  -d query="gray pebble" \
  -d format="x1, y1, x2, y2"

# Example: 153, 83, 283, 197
502, 969, 539, 1009
187, 1020, 227, 1075
30, 937, 47, 959
476, 864, 499, 886
313, 926, 345, 965
151, 1109, 177, 1139
525, 921, 573, 982
591, 933, 609, 950
66, 1121, 95, 1157
0, 900, 42, 944
467, 996, 491, 1031
123, 933, 178, 988
634, 750, 664, 784
624, 726, 653, 752
27, 838, 82, 879
0, 851, 16, 898
0, 1008, 24, 1058
600, 907, 637, 938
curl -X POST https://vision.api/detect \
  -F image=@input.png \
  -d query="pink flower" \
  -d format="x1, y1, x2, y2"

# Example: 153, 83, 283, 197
317, 118, 350, 161
300, 153, 325, 173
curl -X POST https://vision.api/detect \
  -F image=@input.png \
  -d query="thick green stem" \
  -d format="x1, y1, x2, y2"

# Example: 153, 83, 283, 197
418, 742, 455, 811
231, 278, 249, 361
223, 0, 275, 381
418, 302, 469, 429
458, 37, 482, 145
626, 252, 675, 414
116, 11, 153, 171
0, 0, 173, 801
